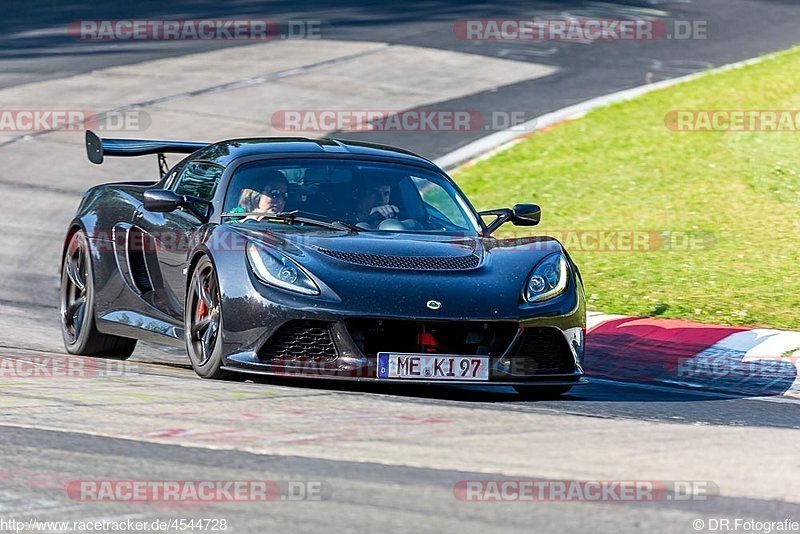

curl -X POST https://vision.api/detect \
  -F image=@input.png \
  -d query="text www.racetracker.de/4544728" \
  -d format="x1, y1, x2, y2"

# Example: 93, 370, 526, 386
0, 518, 228, 533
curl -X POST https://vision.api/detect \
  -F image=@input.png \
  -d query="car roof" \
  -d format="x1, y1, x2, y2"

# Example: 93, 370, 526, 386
191, 137, 440, 170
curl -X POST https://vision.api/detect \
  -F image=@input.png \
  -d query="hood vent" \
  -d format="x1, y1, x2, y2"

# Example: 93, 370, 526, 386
316, 248, 481, 271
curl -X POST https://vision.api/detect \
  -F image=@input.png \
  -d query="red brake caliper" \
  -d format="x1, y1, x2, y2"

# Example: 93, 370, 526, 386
196, 286, 208, 320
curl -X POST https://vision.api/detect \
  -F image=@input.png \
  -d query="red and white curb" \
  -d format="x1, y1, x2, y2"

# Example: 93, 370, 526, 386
587, 313, 800, 398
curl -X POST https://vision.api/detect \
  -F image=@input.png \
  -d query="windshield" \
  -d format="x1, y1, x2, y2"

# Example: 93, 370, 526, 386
223, 159, 482, 234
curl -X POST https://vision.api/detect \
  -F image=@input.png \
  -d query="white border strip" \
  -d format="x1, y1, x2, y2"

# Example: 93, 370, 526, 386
434, 50, 787, 171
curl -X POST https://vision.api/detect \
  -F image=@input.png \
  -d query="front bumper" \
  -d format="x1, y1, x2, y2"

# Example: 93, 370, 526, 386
220, 308, 586, 385
216, 249, 586, 385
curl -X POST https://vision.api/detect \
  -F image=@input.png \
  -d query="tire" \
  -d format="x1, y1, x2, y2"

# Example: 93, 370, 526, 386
513, 385, 572, 400
184, 255, 232, 380
60, 229, 137, 358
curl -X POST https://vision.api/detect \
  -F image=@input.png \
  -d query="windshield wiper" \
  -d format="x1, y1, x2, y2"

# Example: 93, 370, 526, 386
273, 210, 363, 231
222, 210, 361, 232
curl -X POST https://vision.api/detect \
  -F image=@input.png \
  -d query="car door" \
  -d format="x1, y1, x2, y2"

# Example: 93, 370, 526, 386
133, 161, 224, 320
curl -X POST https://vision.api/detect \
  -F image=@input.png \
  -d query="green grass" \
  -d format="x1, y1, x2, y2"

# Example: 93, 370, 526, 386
455, 48, 800, 330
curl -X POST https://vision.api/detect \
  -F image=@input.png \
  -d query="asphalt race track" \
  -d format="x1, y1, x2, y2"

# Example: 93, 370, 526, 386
1, 1, 800, 532
4, 0, 800, 157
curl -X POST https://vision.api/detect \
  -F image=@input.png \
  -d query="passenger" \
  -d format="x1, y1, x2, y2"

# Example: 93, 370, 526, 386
230, 170, 289, 221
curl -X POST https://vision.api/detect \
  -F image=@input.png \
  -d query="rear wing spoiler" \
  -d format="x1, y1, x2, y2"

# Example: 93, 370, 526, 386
85, 130, 209, 177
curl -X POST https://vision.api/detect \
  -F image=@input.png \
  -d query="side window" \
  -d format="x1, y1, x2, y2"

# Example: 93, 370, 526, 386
411, 176, 469, 228
163, 160, 187, 189
173, 162, 224, 200
162, 168, 179, 189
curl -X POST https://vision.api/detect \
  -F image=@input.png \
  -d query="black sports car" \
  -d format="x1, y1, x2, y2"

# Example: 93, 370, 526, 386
60, 131, 586, 396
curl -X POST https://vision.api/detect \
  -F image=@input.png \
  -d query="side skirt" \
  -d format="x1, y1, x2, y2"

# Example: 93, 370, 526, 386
97, 310, 184, 347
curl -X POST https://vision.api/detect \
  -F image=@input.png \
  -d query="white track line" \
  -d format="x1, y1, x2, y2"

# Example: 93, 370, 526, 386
434, 49, 790, 171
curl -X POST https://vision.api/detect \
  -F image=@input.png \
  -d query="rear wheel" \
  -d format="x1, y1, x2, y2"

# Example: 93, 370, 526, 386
185, 256, 232, 379
60, 229, 137, 358
513, 385, 572, 400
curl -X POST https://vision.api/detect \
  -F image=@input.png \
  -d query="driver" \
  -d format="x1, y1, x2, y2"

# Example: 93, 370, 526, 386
352, 178, 400, 227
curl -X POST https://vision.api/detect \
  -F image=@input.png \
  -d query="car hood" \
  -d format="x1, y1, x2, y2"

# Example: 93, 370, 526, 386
296, 231, 485, 262
230, 225, 563, 264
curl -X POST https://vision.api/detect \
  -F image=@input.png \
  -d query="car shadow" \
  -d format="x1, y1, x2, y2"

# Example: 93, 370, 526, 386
233, 372, 800, 430
239, 373, 740, 404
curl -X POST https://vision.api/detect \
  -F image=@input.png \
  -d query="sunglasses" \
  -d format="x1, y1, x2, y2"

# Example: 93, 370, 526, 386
260, 189, 289, 201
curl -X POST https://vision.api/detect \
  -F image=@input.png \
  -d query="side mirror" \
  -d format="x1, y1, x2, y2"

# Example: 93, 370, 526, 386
143, 189, 183, 212
479, 203, 542, 235
511, 203, 541, 226
143, 189, 212, 222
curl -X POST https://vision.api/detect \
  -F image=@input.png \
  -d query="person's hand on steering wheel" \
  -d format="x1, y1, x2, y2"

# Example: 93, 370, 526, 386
369, 204, 400, 219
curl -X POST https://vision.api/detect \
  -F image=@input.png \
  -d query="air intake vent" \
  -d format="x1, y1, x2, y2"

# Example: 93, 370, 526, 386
259, 321, 338, 363
509, 327, 575, 374
317, 248, 480, 270
127, 228, 152, 293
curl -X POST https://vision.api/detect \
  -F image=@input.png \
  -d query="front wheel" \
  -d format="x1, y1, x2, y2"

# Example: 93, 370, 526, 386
60, 229, 137, 358
184, 256, 232, 380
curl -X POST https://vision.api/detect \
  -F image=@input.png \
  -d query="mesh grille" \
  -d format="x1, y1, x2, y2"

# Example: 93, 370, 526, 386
259, 321, 338, 363
317, 248, 480, 270
346, 319, 517, 357
509, 327, 575, 374
127, 229, 152, 293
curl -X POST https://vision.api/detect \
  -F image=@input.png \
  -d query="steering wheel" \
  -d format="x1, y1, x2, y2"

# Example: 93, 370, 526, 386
377, 218, 408, 231
366, 206, 408, 227
365, 208, 432, 231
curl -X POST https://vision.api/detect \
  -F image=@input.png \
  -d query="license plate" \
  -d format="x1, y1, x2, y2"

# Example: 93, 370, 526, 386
377, 353, 489, 381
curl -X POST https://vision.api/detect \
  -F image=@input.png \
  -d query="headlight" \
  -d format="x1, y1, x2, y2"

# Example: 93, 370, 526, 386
246, 242, 319, 295
524, 252, 569, 303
